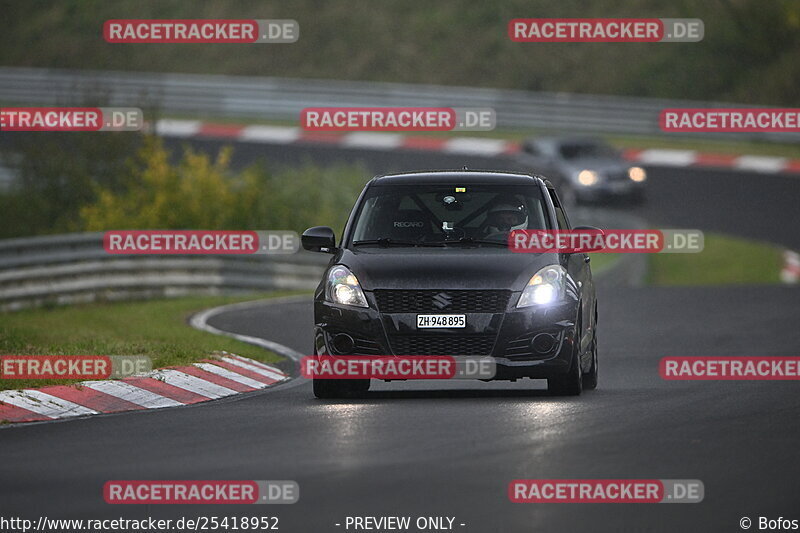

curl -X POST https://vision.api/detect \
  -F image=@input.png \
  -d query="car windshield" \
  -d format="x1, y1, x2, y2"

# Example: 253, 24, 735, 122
559, 142, 618, 160
350, 183, 548, 247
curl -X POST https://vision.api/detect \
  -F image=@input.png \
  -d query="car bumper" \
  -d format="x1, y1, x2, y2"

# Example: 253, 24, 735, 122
576, 180, 644, 201
313, 296, 580, 379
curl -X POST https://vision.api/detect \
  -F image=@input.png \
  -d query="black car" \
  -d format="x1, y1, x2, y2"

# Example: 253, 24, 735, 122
301, 170, 598, 398
516, 137, 646, 205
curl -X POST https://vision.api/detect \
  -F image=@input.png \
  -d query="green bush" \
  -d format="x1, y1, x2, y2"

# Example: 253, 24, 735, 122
0, 130, 144, 238
79, 136, 367, 235
0, 133, 368, 238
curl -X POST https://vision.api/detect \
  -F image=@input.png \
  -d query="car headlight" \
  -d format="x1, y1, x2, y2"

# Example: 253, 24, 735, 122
325, 265, 368, 307
577, 169, 598, 186
628, 166, 646, 182
517, 265, 567, 307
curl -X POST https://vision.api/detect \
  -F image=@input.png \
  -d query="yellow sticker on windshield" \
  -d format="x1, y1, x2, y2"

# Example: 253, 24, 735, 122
455, 187, 466, 192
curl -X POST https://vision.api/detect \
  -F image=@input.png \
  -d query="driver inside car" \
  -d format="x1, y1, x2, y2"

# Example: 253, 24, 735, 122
483, 199, 529, 237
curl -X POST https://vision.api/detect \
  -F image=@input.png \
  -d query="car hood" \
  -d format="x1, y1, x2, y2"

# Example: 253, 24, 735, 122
335, 247, 559, 291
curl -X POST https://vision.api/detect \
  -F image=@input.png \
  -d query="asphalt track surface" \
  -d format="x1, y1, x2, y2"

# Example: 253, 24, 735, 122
1, 140, 799, 532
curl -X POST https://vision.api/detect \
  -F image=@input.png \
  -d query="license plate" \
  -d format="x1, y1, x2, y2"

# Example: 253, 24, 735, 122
416, 314, 466, 328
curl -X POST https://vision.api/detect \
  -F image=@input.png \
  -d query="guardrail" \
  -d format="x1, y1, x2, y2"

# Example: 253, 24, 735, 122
1, 66, 796, 142
0, 208, 644, 311
0, 232, 328, 311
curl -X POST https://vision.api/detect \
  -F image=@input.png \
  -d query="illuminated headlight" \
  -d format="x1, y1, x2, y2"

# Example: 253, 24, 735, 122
517, 265, 567, 307
325, 265, 368, 307
577, 169, 598, 186
628, 166, 646, 182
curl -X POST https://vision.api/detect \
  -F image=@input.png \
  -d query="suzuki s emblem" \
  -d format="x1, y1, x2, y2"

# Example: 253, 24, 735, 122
432, 292, 452, 310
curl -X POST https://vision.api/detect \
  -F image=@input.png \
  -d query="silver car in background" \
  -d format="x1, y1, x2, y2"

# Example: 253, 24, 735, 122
516, 137, 647, 206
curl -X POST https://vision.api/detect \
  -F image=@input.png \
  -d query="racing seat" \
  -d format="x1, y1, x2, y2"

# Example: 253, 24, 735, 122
386, 209, 434, 241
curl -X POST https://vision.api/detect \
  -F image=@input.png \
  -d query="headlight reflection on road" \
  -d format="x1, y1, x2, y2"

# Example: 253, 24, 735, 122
315, 402, 374, 444
511, 401, 585, 440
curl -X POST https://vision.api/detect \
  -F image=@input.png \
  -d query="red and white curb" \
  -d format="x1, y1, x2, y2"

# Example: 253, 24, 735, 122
154, 119, 800, 175
781, 251, 800, 284
0, 353, 287, 424
0, 297, 306, 425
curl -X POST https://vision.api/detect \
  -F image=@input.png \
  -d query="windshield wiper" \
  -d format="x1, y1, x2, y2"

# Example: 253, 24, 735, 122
441, 237, 509, 247
352, 238, 444, 247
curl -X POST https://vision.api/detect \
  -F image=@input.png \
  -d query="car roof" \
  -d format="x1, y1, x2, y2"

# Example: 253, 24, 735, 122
370, 170, 546, 187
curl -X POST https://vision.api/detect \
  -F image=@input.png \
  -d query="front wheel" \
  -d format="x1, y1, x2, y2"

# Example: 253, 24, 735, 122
582, 335, 598, 390
548, 351, 583, 396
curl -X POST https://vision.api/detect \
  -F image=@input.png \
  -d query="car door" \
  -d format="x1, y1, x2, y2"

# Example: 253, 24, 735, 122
547, 187, 595, 355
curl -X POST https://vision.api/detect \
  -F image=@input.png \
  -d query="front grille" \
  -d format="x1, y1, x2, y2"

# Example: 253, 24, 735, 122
389, 334, 496, 356
352, 336, 382, 355
504, 336, 537, 358
606, 171, 629, 181
374, 290, 511, 314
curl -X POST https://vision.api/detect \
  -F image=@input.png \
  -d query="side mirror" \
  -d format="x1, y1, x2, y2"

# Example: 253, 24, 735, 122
572, 225, 605, 252
302, 226, 337, 253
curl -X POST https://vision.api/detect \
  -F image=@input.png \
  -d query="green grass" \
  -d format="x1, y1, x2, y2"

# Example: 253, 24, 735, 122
587, 253, 619, 275
648, 233, 785, 286
0, 292, 308, 391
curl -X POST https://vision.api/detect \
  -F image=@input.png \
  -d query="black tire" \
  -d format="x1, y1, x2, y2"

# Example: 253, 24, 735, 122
548, 311, 584, 396
313, 378, 370, 399
582, 305, 598, 390
548, 351, 583, 396
582, 335, 598, 390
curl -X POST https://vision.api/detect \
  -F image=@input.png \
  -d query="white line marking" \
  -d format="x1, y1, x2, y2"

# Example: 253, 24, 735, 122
228, 354, 286, 376
781, 250, 800, 284
443, 138, 509, 156
734, 155, 788, 173
194, 363, 269, 389
635, 149, 697, 166
0, 390, 97, 418
155, 119, 202, 137
240, 125, 301, 144
83, 380, 183, 408
149, 369, 238, 399
189, 297, 305, 363
221, 357, 285, 381
342, 132, 404, 149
